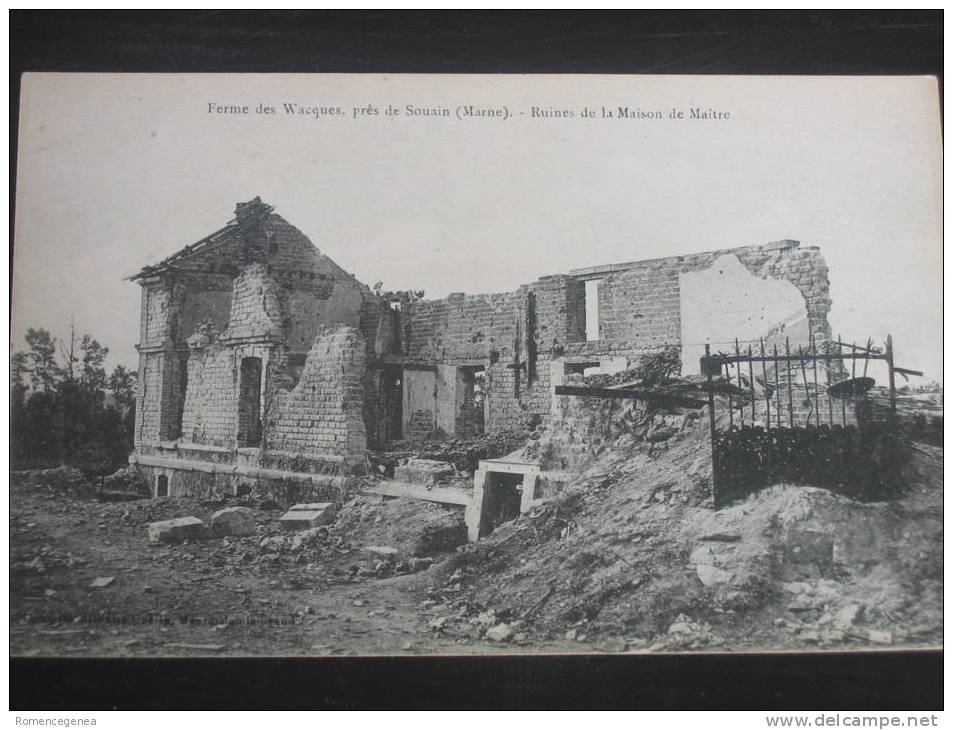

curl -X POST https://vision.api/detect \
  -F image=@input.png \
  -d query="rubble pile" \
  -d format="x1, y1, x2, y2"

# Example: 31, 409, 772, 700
12, 466, 93, 495
9, 385, 942, 655
101, 466, 151, 499
373, 431, 531, 475
418, 397, 942, 652
520, 373, 704, 472
865, 386, 943, 446
583, 345, 681, 389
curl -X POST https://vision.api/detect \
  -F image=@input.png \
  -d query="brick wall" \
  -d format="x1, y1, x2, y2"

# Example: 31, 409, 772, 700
134, 354, 162, 447
595, 241, 832, 353
142, 284, 173, 347
400, 279, 581, 435
264, 215, 369, 355
397, 241, 831, 436
134, 206, 376, 452
265, 326, 367, 469
179, 336, 238, 446
221, 264, 285, 341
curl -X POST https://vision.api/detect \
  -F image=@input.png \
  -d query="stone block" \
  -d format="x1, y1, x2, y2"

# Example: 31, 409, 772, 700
279, 503, 336, 531
210, 506, 256, 537
147, 516, 208, 544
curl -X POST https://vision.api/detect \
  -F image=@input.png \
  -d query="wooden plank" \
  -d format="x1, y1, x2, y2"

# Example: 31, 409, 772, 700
363, 481, 472, 507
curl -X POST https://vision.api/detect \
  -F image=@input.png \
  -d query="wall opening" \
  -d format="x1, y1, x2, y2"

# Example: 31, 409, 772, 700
286, 353, 306, 390
584, 279, 602, 341
379, 367, 403, 442
156, 474, 169, 498
479, 472, 523, 536
171, 352, 189, 439
565, 361, 601, 377
457, 366, 487, 437
238, 356, 263, 446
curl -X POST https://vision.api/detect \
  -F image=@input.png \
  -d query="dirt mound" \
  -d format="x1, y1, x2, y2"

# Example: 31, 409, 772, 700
419, 401, 942, 652
373, 431, 531, 475
335, 496, 466, 558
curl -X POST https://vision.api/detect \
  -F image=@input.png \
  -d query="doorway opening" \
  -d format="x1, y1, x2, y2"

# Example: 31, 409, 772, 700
238, 356, 263, 446
170, 353, 189, 439
156, 474, 169, 498
584, 279, 602, 341
479, 472, 523, 536
457, 366, 487, 437
565, 360, 601, 378
380, 367, 403, 442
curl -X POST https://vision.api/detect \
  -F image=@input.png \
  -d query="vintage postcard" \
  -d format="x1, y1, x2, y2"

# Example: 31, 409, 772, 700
11, 73, 942, 657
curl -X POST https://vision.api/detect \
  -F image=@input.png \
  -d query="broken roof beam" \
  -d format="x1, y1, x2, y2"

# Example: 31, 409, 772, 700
127, 203, 273, 281
554, 384, 706, 409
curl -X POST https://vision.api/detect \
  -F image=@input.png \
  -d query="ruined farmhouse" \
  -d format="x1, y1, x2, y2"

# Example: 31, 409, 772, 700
128, 198, 833, 505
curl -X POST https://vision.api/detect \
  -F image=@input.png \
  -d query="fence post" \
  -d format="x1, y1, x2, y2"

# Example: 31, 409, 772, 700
748, 345, 756, 424
886, 334, 897, 417
760, 338, 771, 429
705, 344, 718, 508
811, 335, 821, 426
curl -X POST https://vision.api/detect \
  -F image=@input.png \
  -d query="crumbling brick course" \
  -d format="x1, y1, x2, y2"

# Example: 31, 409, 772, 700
266, 326, 368, 469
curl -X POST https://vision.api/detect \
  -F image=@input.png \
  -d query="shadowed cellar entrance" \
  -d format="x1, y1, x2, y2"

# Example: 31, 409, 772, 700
467, 460, 541, 541
480, 472, 522, 535
379, 367, 403, 442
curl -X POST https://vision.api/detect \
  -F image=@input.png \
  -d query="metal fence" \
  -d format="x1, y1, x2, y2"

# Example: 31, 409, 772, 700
701, 334, 915, 507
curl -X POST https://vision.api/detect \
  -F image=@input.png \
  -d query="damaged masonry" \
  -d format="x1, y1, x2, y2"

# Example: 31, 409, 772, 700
12, 196, 940, 657
127, 198, 846, 530
126, 196, 931, 536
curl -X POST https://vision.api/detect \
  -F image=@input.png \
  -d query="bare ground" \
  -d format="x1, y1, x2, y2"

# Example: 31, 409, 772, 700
10, 429, 942, 657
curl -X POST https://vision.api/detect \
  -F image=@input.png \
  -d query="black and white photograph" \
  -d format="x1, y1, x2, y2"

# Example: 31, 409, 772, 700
9, 11, 947, 710
11, 71, 942, 664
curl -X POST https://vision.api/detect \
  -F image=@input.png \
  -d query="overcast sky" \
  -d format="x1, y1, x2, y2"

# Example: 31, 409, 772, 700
13, 74, 943, 383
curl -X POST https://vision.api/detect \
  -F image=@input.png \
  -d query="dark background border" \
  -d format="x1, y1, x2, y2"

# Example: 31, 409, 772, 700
9, 9, 943, 711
